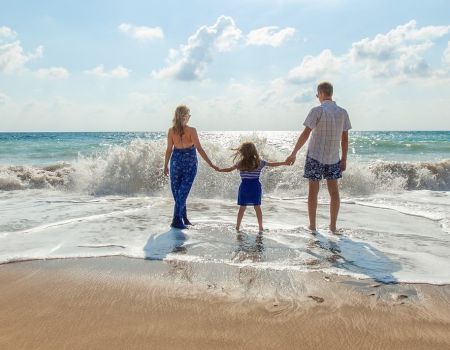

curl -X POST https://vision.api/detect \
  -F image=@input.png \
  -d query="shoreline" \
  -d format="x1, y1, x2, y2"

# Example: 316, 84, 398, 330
1, 257, 449, 350
2, 255, 450, 287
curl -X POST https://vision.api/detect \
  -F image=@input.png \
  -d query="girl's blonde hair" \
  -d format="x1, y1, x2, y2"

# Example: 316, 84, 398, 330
172, 105, 190, 137
234, 142, 260, 171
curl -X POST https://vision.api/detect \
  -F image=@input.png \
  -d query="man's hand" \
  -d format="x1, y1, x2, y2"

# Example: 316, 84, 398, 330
164, 166, 169, 176
285, 154, 296, 165
340, 159, 346, 172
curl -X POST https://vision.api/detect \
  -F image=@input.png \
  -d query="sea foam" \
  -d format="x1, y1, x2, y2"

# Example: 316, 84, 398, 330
1, 138, 449, 196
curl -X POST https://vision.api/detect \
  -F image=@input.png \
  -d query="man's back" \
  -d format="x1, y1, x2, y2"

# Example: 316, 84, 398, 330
303, 100, 351, 165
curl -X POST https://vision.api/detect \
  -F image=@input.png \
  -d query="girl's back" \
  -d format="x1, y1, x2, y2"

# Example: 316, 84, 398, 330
239, 160, 266, 180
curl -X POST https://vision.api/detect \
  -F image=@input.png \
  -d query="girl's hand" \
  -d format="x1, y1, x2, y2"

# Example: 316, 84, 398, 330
164, 166, 169, 176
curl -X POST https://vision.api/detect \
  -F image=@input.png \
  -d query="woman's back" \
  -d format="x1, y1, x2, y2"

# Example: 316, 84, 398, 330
171, 126, 194, 149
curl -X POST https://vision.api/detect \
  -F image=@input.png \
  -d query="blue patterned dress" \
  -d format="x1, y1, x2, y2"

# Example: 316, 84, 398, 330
237, 160, 266, 206
170, 146, 198, 224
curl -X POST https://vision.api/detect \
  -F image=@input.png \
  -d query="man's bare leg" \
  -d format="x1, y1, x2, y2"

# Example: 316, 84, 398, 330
308, 181, 320, 231
254, 205, 263, 232
327, 179, 340, 232
236, 206, 246, 231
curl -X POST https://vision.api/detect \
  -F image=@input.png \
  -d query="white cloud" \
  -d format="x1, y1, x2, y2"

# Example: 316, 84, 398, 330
118, 23, 164, 41
84, 64, 130, 78
293, 88, 314, 103
287, 49, 341, 84
0, 26, 44, 74
246, 26, 295, 47
152, 15, 242, 81
0, 92, 10, 105
350, 20, 450, 78
35, 67, 70, 79
443, 41, 450, 68
285, 20, 450, 85
0, 26, 17, 41
259, 78, 287, 103
0, 40, 43, 73
110, 65, 130, 78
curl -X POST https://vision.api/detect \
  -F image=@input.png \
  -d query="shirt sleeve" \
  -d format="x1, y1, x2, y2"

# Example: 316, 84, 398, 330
303, 108, 320, 129
343, 110, 352, 131
259, 160, 266, 169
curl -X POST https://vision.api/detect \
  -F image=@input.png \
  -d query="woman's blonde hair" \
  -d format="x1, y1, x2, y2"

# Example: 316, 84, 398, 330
172, 105, 190, 137
234, 142, 260, 171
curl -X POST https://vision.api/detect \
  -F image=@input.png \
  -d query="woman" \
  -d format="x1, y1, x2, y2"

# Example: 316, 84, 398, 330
164, 105, 217, 229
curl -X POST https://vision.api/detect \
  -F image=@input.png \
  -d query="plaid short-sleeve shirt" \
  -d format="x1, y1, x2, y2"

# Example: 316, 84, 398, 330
303, 100, 351, 165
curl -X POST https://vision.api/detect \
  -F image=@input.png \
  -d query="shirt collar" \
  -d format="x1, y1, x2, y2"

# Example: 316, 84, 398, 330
321, 100, 335, 105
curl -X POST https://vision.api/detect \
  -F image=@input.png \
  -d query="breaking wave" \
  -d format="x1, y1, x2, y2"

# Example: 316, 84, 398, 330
1, 139, 449, 196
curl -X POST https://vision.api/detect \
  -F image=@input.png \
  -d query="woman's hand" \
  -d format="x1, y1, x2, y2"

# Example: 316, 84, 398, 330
164, 166, 169, 176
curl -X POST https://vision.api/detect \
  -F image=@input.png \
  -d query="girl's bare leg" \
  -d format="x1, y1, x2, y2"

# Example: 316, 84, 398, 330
254, 205, 263, 232
236, 206, 246, 231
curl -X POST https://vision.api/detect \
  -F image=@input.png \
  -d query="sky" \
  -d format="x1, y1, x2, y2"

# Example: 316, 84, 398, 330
1, 0, 450, 131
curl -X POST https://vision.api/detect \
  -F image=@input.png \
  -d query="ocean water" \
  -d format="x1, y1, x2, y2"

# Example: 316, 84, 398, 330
0, 131, 449, 284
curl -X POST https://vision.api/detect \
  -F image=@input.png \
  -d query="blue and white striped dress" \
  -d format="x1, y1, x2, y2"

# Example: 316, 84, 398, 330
237, 160, 266, 206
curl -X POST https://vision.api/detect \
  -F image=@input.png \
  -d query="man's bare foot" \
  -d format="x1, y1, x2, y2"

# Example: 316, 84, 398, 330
235, 226, 240, 232
307, 225, 317, 235
329, 225, 343, 235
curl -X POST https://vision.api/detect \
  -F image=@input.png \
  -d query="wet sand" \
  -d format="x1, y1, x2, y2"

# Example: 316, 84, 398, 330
1, 257, 449, 350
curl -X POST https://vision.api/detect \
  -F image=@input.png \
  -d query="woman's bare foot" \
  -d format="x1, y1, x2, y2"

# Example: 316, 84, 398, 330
258, 227, 264, 234
235, 226, 241, 232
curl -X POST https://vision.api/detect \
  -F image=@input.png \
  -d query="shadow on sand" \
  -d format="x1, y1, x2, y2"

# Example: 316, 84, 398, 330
143, 228, 187, 260
311, 231, 401, 283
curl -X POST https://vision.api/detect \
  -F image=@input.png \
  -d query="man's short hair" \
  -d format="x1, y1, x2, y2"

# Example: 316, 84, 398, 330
317, 82, 333, 97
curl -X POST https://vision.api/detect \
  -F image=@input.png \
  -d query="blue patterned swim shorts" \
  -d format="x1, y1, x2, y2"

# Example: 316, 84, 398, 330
303, 155, 342, 181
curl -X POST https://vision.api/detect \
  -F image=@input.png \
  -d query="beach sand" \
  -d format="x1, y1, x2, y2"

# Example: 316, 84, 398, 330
1, 257, 449, 350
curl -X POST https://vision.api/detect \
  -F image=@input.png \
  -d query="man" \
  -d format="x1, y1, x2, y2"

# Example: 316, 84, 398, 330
286, 82, 352, 233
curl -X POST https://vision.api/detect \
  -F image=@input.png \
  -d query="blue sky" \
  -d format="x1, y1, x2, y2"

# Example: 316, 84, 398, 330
1, 0, 450, 131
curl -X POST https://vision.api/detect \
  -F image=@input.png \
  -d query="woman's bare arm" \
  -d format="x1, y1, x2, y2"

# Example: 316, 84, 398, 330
191, 127, 217, 169
164, 128, 173, 176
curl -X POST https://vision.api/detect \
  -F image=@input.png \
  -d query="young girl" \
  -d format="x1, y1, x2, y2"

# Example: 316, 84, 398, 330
217, 142, 287, 232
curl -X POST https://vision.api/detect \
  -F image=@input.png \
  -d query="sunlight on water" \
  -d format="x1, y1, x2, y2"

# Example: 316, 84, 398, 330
0, 131, 449, 284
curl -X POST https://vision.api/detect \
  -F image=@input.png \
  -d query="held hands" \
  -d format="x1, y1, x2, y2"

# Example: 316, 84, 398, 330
285, 154, 296, 165
213, 165, 227, 172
